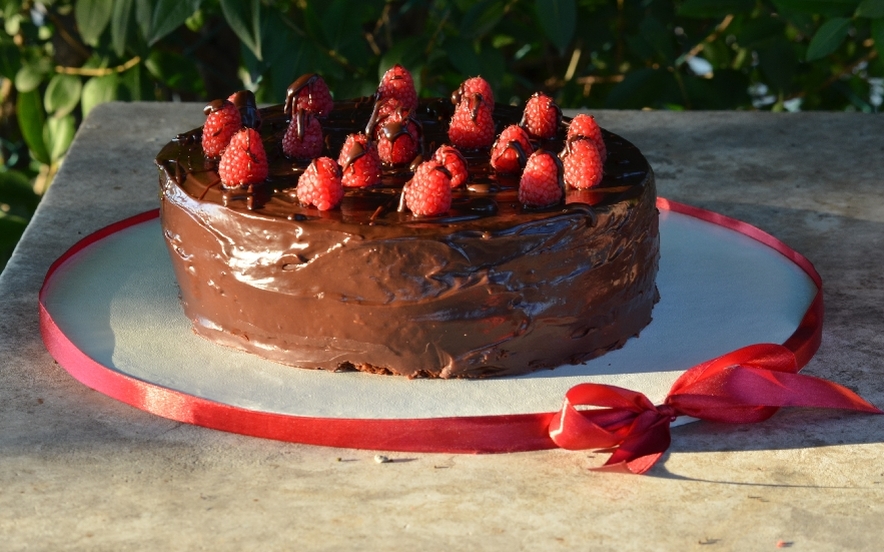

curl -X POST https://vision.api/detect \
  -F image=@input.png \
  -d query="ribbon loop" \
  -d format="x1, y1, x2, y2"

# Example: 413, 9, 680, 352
549, 343, 881, 474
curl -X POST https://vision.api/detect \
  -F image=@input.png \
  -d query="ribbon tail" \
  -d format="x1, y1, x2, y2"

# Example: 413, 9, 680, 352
671, 366, 883, 423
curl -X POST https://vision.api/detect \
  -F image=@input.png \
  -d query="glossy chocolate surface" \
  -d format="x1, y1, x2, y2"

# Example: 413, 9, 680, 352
157, 98, 659, 378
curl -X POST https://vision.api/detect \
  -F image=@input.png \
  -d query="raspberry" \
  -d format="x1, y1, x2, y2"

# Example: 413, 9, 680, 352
451, 76, 494, 107
432, 145, 469, 188
567, 113, 607, 161
227, 90, 261, 129
521, 92, 561, 140
202, 99, 242, 158
377, 64, 418, 112
296, 157, 344, 210
338, 133, 382, 188
376, 108, 421, 166
285, 74, 334, 118
372, 97, 405, 122
282, 111, 324, 159
518, 150, 564, 207
490, 124, 533, 174
448, 76, 496, 150
218, 128, 268, 188
448, 99, 495, 150
561, 138, 604, 189
404, 160, 452, 216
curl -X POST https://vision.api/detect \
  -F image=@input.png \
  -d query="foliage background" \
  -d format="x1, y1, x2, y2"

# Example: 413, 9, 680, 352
1, 0, 882, 272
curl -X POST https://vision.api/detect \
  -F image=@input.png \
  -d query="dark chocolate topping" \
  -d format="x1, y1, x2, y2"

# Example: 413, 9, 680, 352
157, 97, 659, 378
284, 74, 320, 116
229, 90, 260, 129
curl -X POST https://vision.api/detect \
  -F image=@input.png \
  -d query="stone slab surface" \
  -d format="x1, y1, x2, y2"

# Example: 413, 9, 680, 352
2, 103, 883, 551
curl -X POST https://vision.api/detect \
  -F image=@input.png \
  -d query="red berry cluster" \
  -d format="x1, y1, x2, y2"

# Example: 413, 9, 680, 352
202, 99, 242, 158
518, 150, 564, 208
200, 67, 611, 214
282, 111, 323, 159
338, 133, 382, 189
375, 105, 420, 166
296, 157, 344, 211
516, 95, 608, 205
490, 125, 533, 175
285, 74, 334, 118
522, 92, 561, 140
561, 137, 604, 190
567, 113, 607, 161
377, 64, 418, 112
448, 77, 496, 150
432, 146, 469, 189
404, 160, 452, 216
218, 128, 268, 188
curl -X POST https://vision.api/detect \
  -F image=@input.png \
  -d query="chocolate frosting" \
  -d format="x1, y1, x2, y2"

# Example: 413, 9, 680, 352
156, 98, 659, 378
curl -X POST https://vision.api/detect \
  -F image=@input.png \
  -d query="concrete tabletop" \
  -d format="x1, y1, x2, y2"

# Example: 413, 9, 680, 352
2, 103, 883, 551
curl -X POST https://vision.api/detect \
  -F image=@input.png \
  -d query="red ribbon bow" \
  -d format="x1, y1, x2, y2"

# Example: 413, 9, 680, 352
549, 343, 882, 474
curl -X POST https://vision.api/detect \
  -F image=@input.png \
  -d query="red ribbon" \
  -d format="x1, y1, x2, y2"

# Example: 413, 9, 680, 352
549, 343, 882, 474
41, 202, 879, 458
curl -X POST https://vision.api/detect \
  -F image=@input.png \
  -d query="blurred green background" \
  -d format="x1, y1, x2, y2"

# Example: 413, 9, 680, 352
2, 0, 882, 272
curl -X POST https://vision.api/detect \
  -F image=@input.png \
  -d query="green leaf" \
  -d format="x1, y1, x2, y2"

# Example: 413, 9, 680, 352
684, 70, 751, 109
144, 50, 205, 95
0, 170, 40, 215
147, 0, 201, 45
0, 213, 29, 252
806, 17, 851, 61
135, 0, 153, 39
220, 0, 262, 61
0, 41, 22, 80
605, 67, 676, 108
15, 89, 49, 165
640, 16, 675, 64
117, 62, 149, 101
443, 38, 483, 78
14, 62, 47, 93
81, 74, 119, 118
75, 0, 114, 47
475, 46, 505, 91
735, 16, 787, 49
872, 18, 884, 53
319, 0, 353, 51
758, 37, 799, 92
856, 0, 884, 18
772, 0, 860, 18
43, 73, 83, 118
535, 0, 576, 53
380, 36, 429, 80
678, 0, 755, 18
110, 0, 135, 57
44, 114, 76, 163
460, 0, 506, 40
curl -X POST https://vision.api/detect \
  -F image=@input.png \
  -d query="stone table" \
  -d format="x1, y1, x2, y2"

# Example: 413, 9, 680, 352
2, 103, 883, 551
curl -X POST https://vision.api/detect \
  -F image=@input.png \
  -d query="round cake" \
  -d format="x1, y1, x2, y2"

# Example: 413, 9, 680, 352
156, 74, 659, 379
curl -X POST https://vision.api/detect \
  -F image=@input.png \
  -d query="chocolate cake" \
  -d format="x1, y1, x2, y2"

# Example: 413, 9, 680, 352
156, 84, 659, 379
